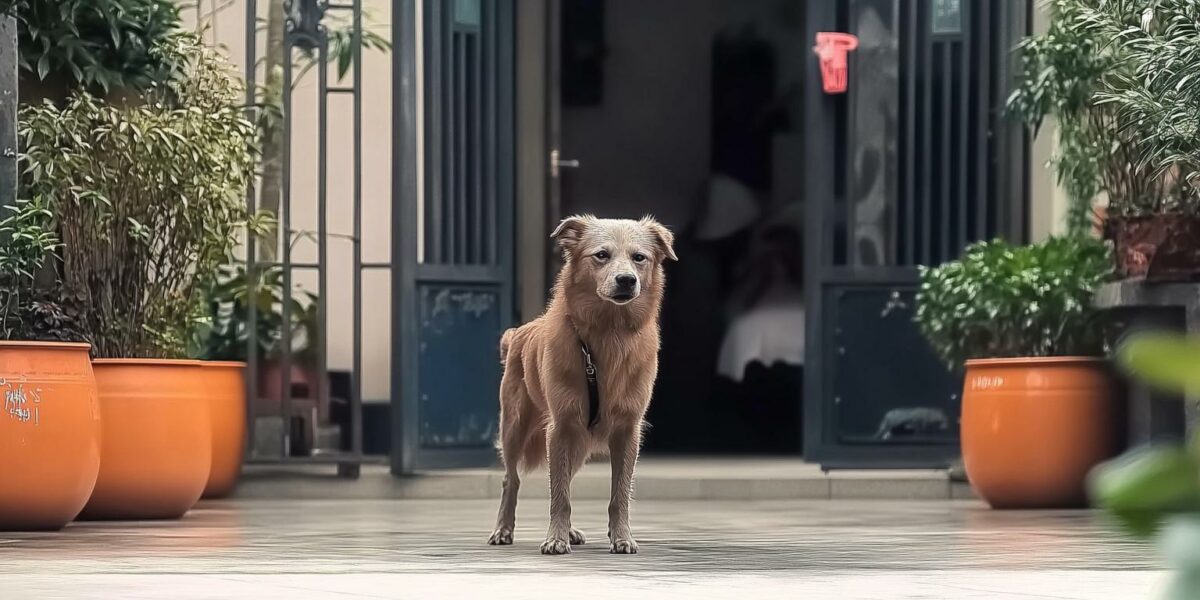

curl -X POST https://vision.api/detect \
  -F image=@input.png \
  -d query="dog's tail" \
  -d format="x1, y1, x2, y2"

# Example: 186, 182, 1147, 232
499, 327, 517, 364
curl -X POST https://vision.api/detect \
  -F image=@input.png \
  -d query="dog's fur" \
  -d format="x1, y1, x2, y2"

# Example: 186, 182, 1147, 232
487, 215, 677, 555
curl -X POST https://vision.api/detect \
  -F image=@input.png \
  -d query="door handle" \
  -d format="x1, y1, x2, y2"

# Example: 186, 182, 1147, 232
550, 149, 581, 178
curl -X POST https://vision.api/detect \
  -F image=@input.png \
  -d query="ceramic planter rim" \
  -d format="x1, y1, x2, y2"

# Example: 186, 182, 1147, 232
199, 361, 247, 369
0, 340, 91, 351
965, 356, 1108, 367
91, 358, 204, 367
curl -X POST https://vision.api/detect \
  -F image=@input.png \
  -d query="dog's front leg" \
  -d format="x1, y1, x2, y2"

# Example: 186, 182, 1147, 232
542, 420, 587, 555
607, 420, 641, 554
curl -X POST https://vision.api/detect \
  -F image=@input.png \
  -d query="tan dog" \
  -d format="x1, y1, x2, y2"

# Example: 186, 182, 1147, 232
487, 215, 677, 555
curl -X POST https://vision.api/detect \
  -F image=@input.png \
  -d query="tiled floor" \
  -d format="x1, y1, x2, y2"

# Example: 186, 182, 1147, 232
0, 497, 1165, 599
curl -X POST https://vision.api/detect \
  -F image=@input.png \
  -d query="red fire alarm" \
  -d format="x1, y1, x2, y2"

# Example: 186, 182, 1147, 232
813, 32, 859, 95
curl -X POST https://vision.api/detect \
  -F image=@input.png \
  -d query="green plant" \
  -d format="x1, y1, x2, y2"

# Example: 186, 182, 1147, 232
1073, 0, 1200, 198
190, 262, 319, 365
915, 236, 1113, 366
19, 33, 257, 358
0, 196, 88, 341
8, 0, 183, 94
1008, 0, 1184, 230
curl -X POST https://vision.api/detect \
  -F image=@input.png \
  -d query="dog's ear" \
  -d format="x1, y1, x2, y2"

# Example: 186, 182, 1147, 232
551, 215, 591, 253
641, 217, 678, 262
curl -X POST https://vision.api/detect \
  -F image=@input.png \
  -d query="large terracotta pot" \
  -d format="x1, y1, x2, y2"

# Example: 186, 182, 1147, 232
962, 357, 1119, 509
0, 342, 100, 530
79, 359, 211, 520
201, 361, 246, 499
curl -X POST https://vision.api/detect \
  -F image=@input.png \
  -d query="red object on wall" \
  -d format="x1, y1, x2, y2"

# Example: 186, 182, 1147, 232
813, 32, 859, 94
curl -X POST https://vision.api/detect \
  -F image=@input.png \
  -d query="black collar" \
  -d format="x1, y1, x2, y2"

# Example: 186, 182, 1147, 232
580, 340, 601, 429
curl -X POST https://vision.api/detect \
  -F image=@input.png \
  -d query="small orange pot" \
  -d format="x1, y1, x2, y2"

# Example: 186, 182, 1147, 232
80, 359, 211, 520
0, 342, 100, 530
962, 357, 1119, 509
201, 361, 246, 499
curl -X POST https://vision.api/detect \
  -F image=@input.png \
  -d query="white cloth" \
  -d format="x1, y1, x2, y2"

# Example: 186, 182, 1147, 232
716, 286, 805, 382
694, 175, 761, 241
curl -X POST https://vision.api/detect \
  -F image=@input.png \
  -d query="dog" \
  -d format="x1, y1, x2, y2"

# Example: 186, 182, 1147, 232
487, 215, 677, 555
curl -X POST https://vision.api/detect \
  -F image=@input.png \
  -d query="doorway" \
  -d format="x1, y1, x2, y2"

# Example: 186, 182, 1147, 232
552, 0, 809, 454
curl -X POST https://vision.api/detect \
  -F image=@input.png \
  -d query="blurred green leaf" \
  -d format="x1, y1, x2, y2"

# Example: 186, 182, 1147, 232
1089, 445, 1200, 538
1117, 332, 1200, 393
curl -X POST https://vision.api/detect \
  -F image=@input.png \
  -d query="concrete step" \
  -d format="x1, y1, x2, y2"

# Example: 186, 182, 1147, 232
231, 457, 977, 502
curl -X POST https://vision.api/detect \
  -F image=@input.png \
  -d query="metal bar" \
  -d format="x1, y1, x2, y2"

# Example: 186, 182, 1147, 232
328, 3, 355, 10
258, 261, 321, 269
940, 42, 952, 261
920, 4, 932, 266
845, 0, 858, 267
904, 0, 917, 265
957, 7, 969, 253
975, 0, 990, 241
455, 31, 468, 264
248, 453, 388, 465
362, 262, 392, 269
328, 87, 355, 94
414, 263, 507, 283
351, 0, 364, 459
280, 32, 294, 459
425, 1, 442, 264
486, 0, 498, 265
317, 22, 330, 456
802, 0, 836, 463
888, 0, 901, 265
392, 0, 420, 474
443, 4, 455, 264
471, 31, 483, 265
243, 0, 258, 461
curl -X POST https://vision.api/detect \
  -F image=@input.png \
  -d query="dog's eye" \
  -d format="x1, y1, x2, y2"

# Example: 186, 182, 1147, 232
595, 250, 610, 260
632, 253, 647, 263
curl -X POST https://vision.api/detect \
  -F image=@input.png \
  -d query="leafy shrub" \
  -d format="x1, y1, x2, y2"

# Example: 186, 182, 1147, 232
6, 0, 182, 94
1008, 0, 1185, 228
19, 34, 257, 357
915, 236, 1113, 366
1074, 0, 1200, 196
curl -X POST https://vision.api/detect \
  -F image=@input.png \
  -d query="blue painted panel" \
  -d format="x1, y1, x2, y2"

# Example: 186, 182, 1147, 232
418, 284, 500, 448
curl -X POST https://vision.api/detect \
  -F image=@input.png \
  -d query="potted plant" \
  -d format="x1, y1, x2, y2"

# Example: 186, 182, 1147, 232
916, 236, 1118, 508
0, 193, 102, 530
1009, 0, 1192, 279
20, 33, 257, 519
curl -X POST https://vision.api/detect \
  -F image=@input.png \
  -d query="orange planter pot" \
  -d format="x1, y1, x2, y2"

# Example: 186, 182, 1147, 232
0, 342, 100, 530
201, 361, 246, 499
80, 359, 211, 520
962, 357, 1119, 509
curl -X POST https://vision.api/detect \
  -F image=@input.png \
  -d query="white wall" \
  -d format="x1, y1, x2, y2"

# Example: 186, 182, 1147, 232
1026, 2, 1070, 240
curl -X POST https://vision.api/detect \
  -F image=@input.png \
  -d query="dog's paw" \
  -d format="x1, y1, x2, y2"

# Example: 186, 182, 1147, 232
487, 528, 513, 545
569, 527, 587, 545
540, 537, 571, 555
610, 538, 639, 554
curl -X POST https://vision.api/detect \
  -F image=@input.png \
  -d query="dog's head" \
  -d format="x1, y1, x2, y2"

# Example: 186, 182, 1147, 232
551, 215, 678, 306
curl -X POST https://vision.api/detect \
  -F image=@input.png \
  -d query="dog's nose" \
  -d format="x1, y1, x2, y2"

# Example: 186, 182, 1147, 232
615, 273, 637, 288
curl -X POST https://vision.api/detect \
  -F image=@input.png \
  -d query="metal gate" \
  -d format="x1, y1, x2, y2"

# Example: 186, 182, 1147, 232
235, 0, 372, 476
392, 0, 515, 472
803, 0, 1029, 468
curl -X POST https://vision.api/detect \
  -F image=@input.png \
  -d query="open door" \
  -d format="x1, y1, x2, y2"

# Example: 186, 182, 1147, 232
802, 0, 1028, 468
393, 0, 516, 472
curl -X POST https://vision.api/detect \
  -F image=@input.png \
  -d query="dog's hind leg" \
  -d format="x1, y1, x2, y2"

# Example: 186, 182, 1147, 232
488, 368, 526, 545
